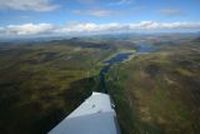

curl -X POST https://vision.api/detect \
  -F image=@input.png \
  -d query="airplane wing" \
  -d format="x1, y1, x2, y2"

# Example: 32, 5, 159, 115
48, 92, 121, 134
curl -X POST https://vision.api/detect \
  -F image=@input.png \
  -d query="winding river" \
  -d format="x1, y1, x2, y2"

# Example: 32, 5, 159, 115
99, 43, 156, 93
99, 52, 133, 93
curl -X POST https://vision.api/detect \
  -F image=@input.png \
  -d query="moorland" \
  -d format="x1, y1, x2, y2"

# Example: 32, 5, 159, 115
0, 33, 200, 134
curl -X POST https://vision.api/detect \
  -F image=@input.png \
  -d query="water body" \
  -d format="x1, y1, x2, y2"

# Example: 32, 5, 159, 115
135, 43, 156, 54
99, 52, 133, 93
98, 43, 156, 93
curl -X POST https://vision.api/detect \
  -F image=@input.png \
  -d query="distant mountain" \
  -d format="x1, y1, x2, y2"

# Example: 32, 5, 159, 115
194, 37, 200, 42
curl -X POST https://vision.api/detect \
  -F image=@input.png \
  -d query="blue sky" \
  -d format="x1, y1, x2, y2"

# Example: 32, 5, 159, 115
0, 0, 200, 37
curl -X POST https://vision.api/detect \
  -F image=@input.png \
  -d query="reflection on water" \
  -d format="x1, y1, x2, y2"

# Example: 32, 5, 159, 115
136, 43, 156, 54
98, 43, 156, 93
99, 52, 133, 93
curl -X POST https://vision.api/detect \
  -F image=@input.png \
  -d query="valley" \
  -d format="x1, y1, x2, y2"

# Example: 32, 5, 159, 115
0, 34, 200, 134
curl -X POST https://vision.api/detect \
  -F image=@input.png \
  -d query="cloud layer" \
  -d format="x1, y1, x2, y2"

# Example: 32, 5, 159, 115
160, 8, 183, 16
1, 23, 55, 35
73, 9, 114, 17
109, 0, 132, 5
0, 0, 59, 12
1, 21, 200, 37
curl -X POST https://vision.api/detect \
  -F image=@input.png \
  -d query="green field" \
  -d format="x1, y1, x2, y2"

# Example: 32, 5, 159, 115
107, 39, 200, 134
0, 35, 200, 134
0, 40, 119, 134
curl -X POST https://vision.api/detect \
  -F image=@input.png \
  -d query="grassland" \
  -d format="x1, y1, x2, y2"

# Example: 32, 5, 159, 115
0, 35, 200, 134
106, 39, 200, 134
0, 40, 120, 134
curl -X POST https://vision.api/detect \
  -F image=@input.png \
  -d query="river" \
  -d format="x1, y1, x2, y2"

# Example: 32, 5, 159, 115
99, 52, 133, 93
98, 43, 156, 93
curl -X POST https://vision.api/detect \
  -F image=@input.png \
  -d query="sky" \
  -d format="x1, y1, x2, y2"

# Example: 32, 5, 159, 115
0, 0, 200, 37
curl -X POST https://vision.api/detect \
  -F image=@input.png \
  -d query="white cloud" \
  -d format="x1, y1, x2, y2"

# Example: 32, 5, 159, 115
109, 0, 132, 6
0, 21, 200, 37
60, 21, 200, 33
77, 0, 97, 4
58, 23, 128, 33
73, 9, 114, 17
0, 0, 59, 12
160, 8, 183, 16
77, 0, 132, 5
3, 23, 55, 35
